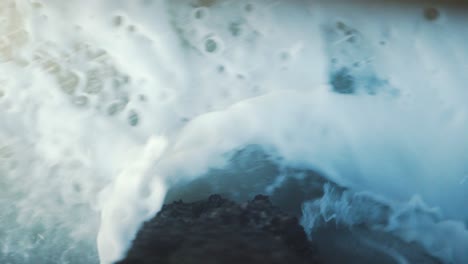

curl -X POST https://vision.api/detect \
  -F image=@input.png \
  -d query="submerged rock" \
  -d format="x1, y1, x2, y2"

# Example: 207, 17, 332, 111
116, 194, 321, 264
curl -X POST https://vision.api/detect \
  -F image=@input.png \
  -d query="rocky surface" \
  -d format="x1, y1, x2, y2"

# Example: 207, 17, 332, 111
116, 194, 321, 264
116, 191, 443, 264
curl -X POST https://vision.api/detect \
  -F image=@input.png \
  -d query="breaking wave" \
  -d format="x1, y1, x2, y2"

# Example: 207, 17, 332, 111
0, 0, 467, 263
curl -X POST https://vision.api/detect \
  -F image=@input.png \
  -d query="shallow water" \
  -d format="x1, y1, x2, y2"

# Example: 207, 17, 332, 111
0, 0, 467, 263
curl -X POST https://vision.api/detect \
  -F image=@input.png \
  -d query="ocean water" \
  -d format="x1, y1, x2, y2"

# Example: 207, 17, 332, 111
0, 0, 467, 263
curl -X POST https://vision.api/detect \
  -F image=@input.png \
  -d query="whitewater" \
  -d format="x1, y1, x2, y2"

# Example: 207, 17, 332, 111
0, 0, 467, 263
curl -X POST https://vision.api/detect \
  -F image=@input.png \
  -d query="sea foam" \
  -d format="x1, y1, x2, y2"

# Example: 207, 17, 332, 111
0, 1, 467, 263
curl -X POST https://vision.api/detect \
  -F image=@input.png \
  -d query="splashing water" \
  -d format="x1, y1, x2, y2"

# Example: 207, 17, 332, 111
0, 0, 467, 263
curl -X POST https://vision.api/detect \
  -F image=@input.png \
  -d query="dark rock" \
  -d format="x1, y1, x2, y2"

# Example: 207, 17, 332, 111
116, 195, 321, 264
164, 146, 335, 218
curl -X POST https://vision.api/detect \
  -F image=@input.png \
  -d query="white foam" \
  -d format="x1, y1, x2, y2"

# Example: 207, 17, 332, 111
97, 136, 168, 264
301, 186, 468, 263
1, 1, 468, 263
